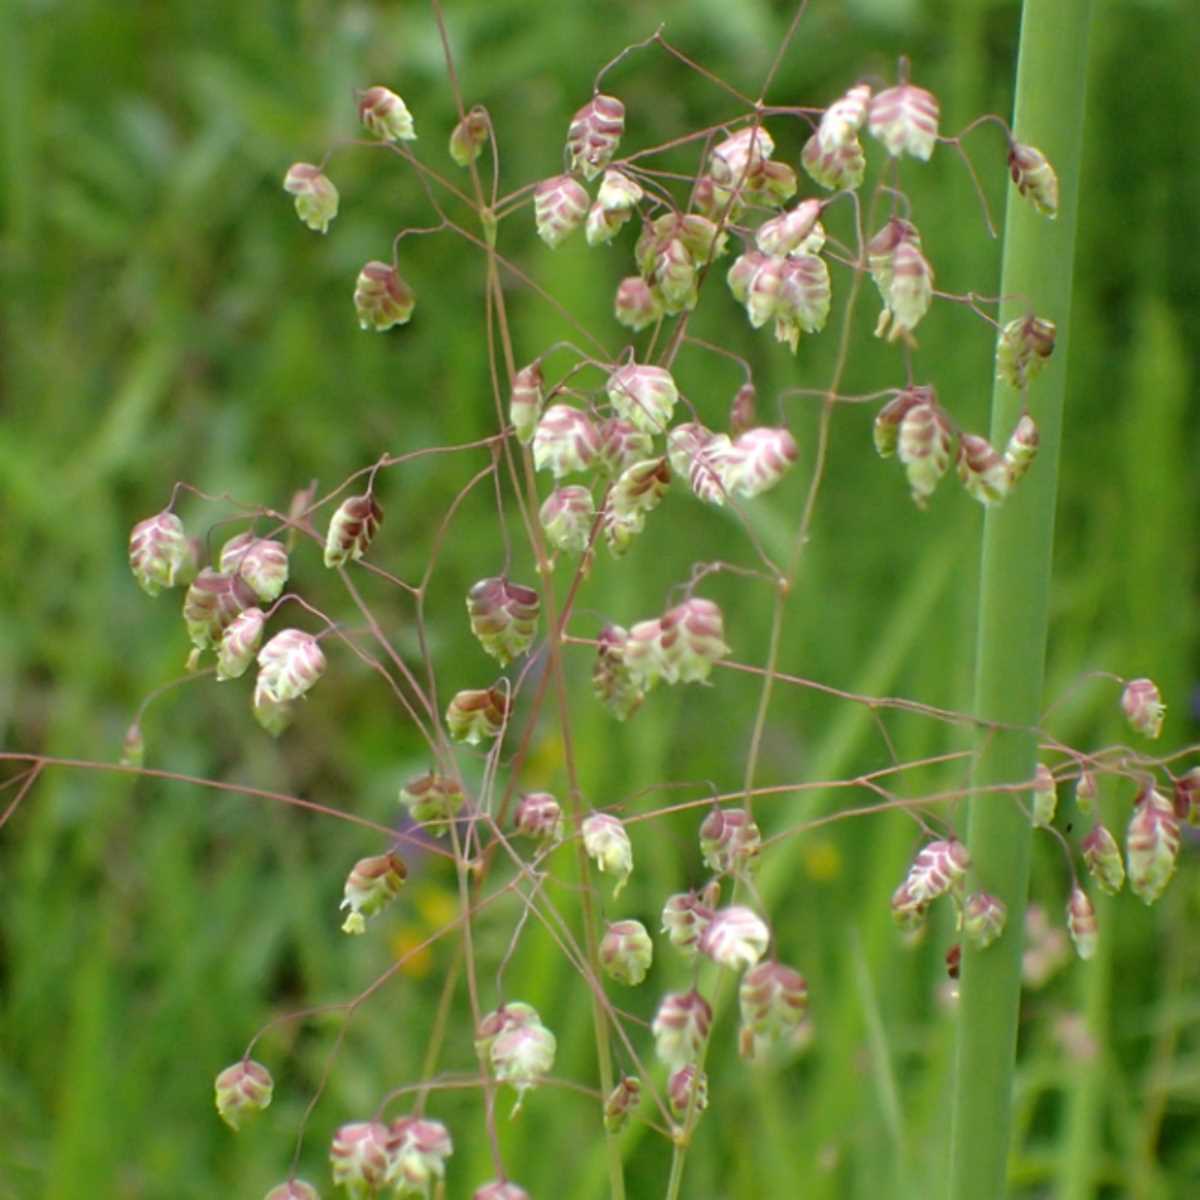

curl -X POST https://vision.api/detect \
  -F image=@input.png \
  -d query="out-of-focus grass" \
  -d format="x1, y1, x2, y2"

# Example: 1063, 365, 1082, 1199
1, 1, 1198, 1197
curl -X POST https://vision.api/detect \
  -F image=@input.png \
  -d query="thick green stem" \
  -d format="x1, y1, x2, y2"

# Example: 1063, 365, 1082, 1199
949, 2, 1092, 1197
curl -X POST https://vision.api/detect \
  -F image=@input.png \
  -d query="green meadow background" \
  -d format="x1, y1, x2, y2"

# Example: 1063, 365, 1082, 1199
2, 0, 1199, 1197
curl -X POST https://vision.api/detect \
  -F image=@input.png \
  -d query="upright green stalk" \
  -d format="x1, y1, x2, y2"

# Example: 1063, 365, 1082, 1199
949, 3, 1092, 1198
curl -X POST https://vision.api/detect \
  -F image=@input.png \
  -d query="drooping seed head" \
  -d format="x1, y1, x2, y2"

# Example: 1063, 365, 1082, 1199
256, 629, 326, 703
509, 362, 544, 446
586, 200, 630, 246
475, 1002, 538, 1060
661, 891, 716, 958
531, 404, 600, 478
698, 905, 770, 971
1004, 414, 1041, 484
659, 598, 730, 684
252, 675, 295, 737
283, 163, 338, 233
449, 107, 489, 167
581, 813, 633, 897
901, 838, 970, 905
597, 168, 643, 212
667, 1064, 709, 1121
1121, 678, 1165, 739
613, 276, 664, 331
890, 880, 929, 935
466, 577, 540, 666
398, 772, 465, 834
490, 1014, 556, 1107
600, 919, 654, 986
330, 1121, 393, 1195
445, 687, 509, 745
129, 510, 189, 596
533, 175, 589, 248
353, 261, 415, 332
1081, 823, 1125, 895
666, 421, 713, 478
800, 131, 866, 191
742, 254, 784, 330
216, 606, 265, 682
996, 314, 1057, 389
623, 618, 668, 690
606, 363, 679, 436
610, 457, 671, 522
604, 1076, 641, 1133
756, 199, 825, 258
773, 254, 832, 350
386, 1116, 453, 1193
214, 1058, 273, 1131
699, 806, 762, 874
566, 93, 625, 180
873, 386, 932, 459
539, 485, 596, 555
738, 960, 809, 1058
324, 493, 383, 568
359, 86, 416, 141
868, 82, 940, 160
878, 238, 934, 342
1066, 886, 1099, 960
1008, 141, 1059, 218
1126, 786, 1180, 904
652, 989, 712, 1069
654, 237, 698, 313
961, 891, 1007, 949
957, 434, 1011, 506
514, 792, 564, 843
1032, 762, 1058, 826
727, 426, 798, 498
219, 533, 289, 604
183, 569, 258, 651
753, 159, 797, 206
897, 403, 954, 508
591, 624, 644, 721
709, 126, 776, 188
340, 852, 407, 935
818, 84, 872, 151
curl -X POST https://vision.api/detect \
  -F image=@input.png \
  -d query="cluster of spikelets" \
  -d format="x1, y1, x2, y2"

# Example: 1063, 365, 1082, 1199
513, 356, 799, 560
216, 1056, 531, 1200
127, 488, 389, 744
891, 677, 1185, 970
503, 796, 810, 1134
281, 79, 1058, 522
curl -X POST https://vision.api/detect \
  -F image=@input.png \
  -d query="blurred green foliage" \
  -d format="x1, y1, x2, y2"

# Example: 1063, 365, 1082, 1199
2, 0, 1199, 1197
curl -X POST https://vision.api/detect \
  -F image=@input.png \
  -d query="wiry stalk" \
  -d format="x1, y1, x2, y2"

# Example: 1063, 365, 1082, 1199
949, 2, 1092, 1197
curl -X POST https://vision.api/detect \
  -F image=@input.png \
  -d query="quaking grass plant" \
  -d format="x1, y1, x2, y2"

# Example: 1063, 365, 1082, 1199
6, 2, 1190, 1197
